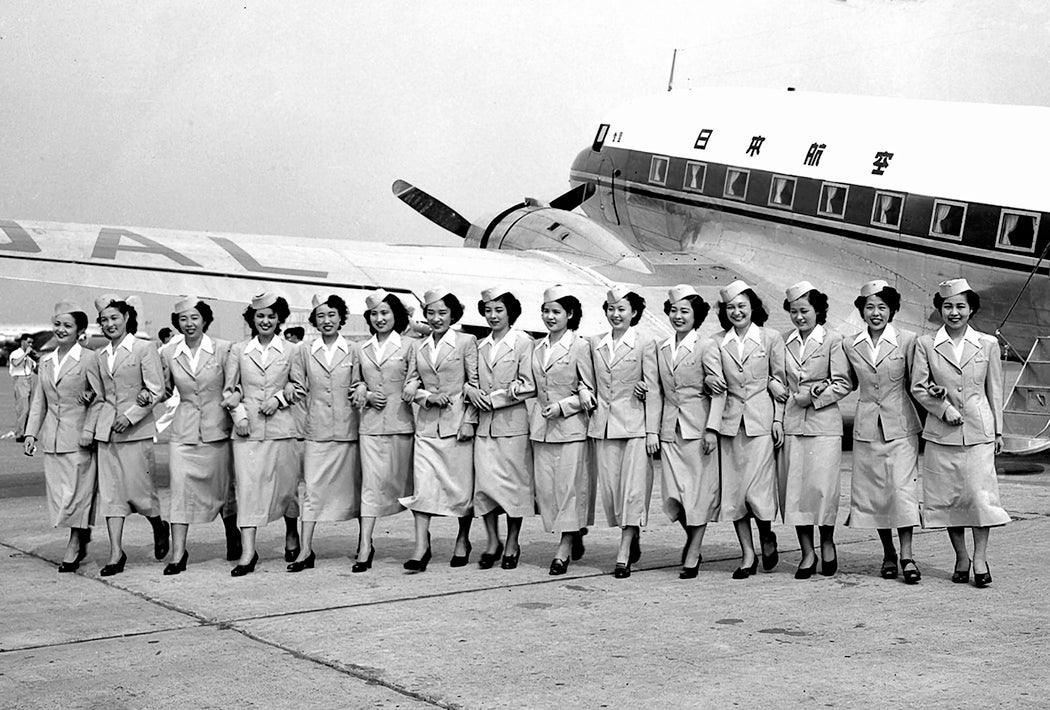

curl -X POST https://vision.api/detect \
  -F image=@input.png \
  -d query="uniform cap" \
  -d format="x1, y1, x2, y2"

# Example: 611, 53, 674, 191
173, 296, 201, 315
423, 288, 452, 307
667, 284, 699, 303
859, 279, 890, 298
785, 281, 816, 302
251, 293, 278, 310
938, 278, 972, 298
94, 293, 120, 312
605, 283, 637, 304
125, 295, 143, 313
53, 301, 81, 317
364, 289, 391, 311
542, 285, 574, 303
480, 286, 510, 302
719, 280, 750, 303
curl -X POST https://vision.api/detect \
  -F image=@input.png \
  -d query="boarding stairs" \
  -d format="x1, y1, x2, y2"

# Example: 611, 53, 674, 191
1002, 336, 1050, 455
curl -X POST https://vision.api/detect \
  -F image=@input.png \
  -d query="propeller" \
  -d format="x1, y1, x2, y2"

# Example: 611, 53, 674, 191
391, 179, 473, 239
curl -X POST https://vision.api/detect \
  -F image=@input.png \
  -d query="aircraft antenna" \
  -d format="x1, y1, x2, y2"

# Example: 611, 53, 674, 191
667, 49, 677, 92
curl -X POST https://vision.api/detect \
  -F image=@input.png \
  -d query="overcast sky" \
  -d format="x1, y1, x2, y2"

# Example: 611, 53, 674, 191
2, 0, 1048, 331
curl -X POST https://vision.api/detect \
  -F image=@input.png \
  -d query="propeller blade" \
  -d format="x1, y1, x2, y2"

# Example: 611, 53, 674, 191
549, 182, 596, 212
392, 179, 472, 239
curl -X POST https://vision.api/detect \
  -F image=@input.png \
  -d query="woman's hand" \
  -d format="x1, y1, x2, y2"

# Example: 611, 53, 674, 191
645, 432, 660, 455
78, 390, 95, 406
350, 384, 368, 409
578, 388, 596, 411
426, 393, 452, 408
927, 384, 947, 399
701, 430, 718, 455
768, 379, 789, 403
772, 422, 784, 448
369, 391, 388, 410
456, 422, 475, 442
78, 434, 94, 449
135, 389, 153, 407
943, 404, 963, 426
111, 414, 132, 433
541, 404, 560, 420
221, 391, 241, 410
466, 388, 492, 411
259, 396, 280, 417
234, 419, 251, 437
810, 379, 829, 398
23, 436, 36, 456
634, 381, 649, 401
704, 374, 727, 395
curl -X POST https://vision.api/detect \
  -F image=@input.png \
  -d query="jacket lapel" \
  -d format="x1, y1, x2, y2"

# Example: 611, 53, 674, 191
933, 339, 963, 372
738, 338, 759, 365
247, 347, 267, 371
873, 338, 896, 367
610, 338, 633, 368
958, 340, 982, 369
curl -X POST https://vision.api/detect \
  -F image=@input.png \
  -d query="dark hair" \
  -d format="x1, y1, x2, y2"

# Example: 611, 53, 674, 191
98, 300, 139, 335
284, 327, 305, 341
605, 291, 646, 327
426, 294, 464, 326
70, 312, 89, 334
783, 289, 829, 325
308, 295, 348, 329
853, 287, 901, 322
545, 296, 582, 331
18, 332, 31, 342
242, 296, 291, 336
158, 327, 173, 342
663, 294, 710, 330
477, 292, 522, 326
716, 288, 770, 330
933, 289, 981, 316
171, 301, 215, 333
365, 294, 410, 335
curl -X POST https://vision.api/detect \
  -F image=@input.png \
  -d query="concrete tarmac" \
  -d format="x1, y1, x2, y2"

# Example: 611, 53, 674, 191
1, 373, 1048, 709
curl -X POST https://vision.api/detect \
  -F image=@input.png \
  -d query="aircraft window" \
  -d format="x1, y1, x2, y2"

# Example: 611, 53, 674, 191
649, 155, 670, 186
723, 168, 749, 201
996, 209, 1040, 253
870, 191, 904, 229
818, 182, 848, 218
928, 200, 966, 240
768, 175, 796, 209
683, 161, 707, 192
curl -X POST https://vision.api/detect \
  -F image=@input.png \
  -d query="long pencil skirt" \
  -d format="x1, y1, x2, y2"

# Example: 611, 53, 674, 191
922, 441, 1011, 528
661, 433, 720, 525
720, 432, 778, 522
301, 440, 360, 522
595, 437, 652, 527
98, 439, 160, 517
168, 441, 231, 524
847, 432, 921, 529
44, 449, 97, 528
232, 439, 299, 527
533, 440, 594, 534
401, 435, 474, 517
780, 434, 841, 526
473, 434, 533, 518
359, 434, 413, 518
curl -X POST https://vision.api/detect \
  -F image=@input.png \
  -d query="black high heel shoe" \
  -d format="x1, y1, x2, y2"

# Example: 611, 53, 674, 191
880, 554, 899, 579
679, 553, 703, 579
58, 559, 80, 573
794, 558, 817, 580
100, 552, 127, 577
231, 552, 259, 577
287, 551, 316, 573
450, 541, 472, 568
404, 539, 432, 572
571, 528, 587, 561
761, 532, 779, 571
153, 521, 170, 561
820, 543, 838, 576
284, 546, 301, 564
973, 562, 992, 588
951, 560, 971, 584
478, 542, 504, 570
500, 548, 520, 570
351, 546, 375, 573
163, 551, 189, 576
549, 557, 570, 575
900, 558, 921, 584
613, 561, 631, 579
732, 556, 759, 580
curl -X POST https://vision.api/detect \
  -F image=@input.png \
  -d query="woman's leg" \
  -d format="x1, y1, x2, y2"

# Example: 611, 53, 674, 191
238, 526, 257, 565
62, 529, 81, 564
481, 511, 501, 555
296, 521, 316, 562
106, 516, 125, 564
410, 511, 432, 560
170, 523, 189, 560
734, 517, 757, 567
284, 515, 300, 554
972, 526, 991, 575
877, 528, 897, 560
898, 526, 915, 560
818, 524, 836, 561
948, 526, 969, 571
756, 518, 776, 558
616, 525, 639, 566
454, 515, 472, 557
554, 531, 574, 562
505, 516, 523, 556
684, 523, 706, 568
796, 525, 816, 567
358, 516, 376, 559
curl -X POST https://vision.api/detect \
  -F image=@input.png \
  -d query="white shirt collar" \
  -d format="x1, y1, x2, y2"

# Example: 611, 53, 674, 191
721, 323, 761, 347
311, 335, 349, 354
933, 325, 981, 348
104, 333, 136, 357
481, 328, 518, 350
663, 329, 698, 353
245, 335, 285, 355
175, 335, 214, 360
786, 323, 826, 347
367, 330, 402, 354
425, 328, 457, 352
599, 327, 636, 353
47, 342, 83, 367
854, 323, 898, 350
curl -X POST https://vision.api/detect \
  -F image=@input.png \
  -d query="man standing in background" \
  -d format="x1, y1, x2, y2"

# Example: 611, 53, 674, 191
9, 334, 37, 442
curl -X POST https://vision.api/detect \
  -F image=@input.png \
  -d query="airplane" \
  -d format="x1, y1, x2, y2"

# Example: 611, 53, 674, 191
1, 87, 1047, 452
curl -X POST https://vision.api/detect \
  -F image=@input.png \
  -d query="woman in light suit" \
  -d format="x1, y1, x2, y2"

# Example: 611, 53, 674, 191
911, 278, 1009, 588
224, 293, 301, 576
584, 285, 661, 579
703, 280, 784, 579
350, 290, 415, 572
160, 297, 233, 575
464, 288, 535, 570
531, 285, 595, 576
400, 289, 479, 572
287, 294, 361, 572
656, 285, 723, 579
841, 281, 923, 583
772, 281, 851, 579
92, 294, 169, 576
24, 301, 102, 573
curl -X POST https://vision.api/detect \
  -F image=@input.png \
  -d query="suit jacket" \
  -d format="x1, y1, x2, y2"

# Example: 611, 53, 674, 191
25, 346, 102, 453
529, 330, 594, 443
772, 327, 851, 436
910, 329, 1002, 445
468, 329, 535, 438
162, 338, 233, 444
584, 330, 661, 439
405, 330, 479, 438
224, 337, 298, 441
357, 335, 415, 436
657, 334, 723, 441
289, 337, 360, 442
703, 326, 783, 437
94, 336, 164, 443
841, 328, 922, 442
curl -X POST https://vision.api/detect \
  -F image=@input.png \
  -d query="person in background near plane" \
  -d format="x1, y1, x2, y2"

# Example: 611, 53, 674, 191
223, 293, 301, 577
10, 332, 37, 442
841, 280, 923, 583
159, 297, 234, 576
655, 285, 722, 579
771, 281, 851, 580
464, 287, 535, 570
703, 280, 784, 580
287, 294, 361, 573
531, 285, 595, 576
23, 302, 101, 572
584, 285, 661, 579
283, 327, 304, 344
399, 289, 479, 572
92, 294, 169, 576
911, 279, 1010, 588
350, 290, 415, 573
157, 328, 174, 347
